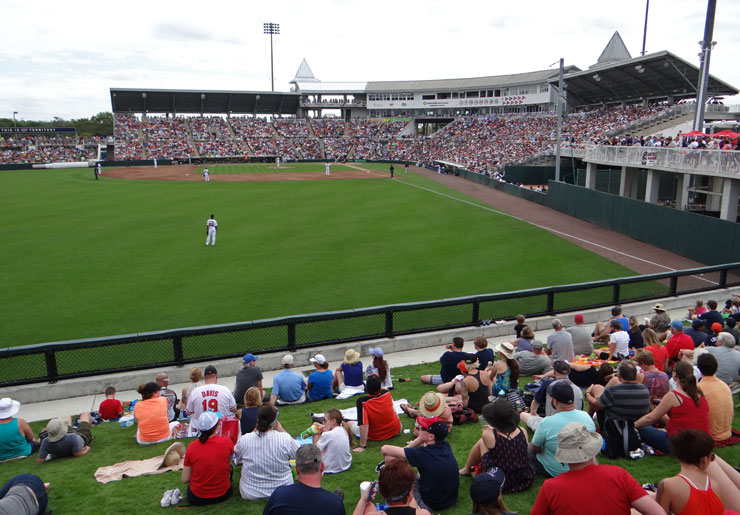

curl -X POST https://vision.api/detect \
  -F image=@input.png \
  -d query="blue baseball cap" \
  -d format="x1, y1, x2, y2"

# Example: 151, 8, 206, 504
243, 353, 258, 363
670, 320, 684, 331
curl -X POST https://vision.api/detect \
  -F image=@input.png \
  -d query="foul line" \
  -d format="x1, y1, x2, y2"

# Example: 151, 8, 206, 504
396, 178, 718, 285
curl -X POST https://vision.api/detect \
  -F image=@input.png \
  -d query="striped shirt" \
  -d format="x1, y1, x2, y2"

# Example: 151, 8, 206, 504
598, 382, 651, 422
235, 429, 300, 499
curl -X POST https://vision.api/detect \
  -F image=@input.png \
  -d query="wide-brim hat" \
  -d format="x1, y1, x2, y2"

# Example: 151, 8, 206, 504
0, 398, 20, 419
653, 303, 666, 312
555, 422, 603, 463
158, 441, 186, 468
46, 418, 69, 443
419, 391, 446, 417
343, 349, 360, 364
482, 398, 519, 433
495, 341, 516, 360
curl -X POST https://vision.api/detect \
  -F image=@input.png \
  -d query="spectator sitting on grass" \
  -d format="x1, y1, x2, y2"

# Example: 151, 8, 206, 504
313, 408, 353, 474
352, 375, 402, 452
696, 353, 733, 442
469, 467, 519, 515
233, 353, 263, 407
332, 349, 364, 392
473, 337, 495, 369
264, 444, 345, 515
684, 319, 708, 348
565, 314, 594, 356
307, 354, 333, 401
156, 372, 179, 422
0, 474, 49, 515
706, 332, 740, 385
182, 411, 234, 506
36, 413, 93, 463
178, 367, 203, 413
366, 347, 393, 389
98, 386, 124, 421
514, 341, 552, 377
546, 319, 574, 362
0, 397, 40, 461
420, 337, 477, 385
593, 306, 629, 343
634, 349, 670, 405
352, 458, 431, 515
236, 387, 262, 435
134, 382, 178, 445
271, 355, 307, 405
399, 391, 454, 431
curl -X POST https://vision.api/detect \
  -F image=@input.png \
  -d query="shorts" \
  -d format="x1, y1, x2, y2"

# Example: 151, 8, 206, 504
74, 421, 94, 446
524, 414, 543, 433
429, 375, 444, 385
527, 447, 553, 478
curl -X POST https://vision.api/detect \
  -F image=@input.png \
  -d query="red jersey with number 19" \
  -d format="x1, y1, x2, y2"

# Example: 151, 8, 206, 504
186, 384, 236, 426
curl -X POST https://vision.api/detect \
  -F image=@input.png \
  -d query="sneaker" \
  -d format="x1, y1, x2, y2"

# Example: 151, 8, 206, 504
160, 490, 173, 508
169, 488, 183, 506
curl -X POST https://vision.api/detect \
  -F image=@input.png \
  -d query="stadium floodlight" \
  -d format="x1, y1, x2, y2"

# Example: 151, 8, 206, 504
12, 111, 18, 128
263, 22, 280, 92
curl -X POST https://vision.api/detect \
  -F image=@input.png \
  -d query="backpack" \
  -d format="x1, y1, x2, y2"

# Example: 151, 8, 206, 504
450, 404, 478, 425
601, 418, 641, 459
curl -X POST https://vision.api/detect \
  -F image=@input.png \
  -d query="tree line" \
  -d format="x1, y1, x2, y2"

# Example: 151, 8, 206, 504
0, 112, 113, 137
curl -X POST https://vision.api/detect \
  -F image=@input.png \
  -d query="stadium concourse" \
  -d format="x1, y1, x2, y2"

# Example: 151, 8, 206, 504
10, 299, 709, 423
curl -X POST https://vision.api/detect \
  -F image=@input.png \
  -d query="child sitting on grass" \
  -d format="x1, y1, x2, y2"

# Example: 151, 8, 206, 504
98, 386, 123, 420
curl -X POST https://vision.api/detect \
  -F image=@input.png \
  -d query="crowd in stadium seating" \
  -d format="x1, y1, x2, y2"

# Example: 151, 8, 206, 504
5, 105, 739, 165
8, 298, 740, 513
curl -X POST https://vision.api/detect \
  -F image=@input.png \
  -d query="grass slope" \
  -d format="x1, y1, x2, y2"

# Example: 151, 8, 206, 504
1, 166, 636, 347
4, 362, 740, 514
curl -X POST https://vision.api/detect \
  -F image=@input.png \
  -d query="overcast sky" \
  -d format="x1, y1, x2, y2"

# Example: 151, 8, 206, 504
2, 0, 738, 121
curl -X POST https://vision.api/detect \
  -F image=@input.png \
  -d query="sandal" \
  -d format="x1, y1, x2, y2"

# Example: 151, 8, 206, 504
400, 403, 415, 418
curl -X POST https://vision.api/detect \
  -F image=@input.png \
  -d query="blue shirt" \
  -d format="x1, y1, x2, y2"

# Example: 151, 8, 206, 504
476, 348, 495, 369
340, 362, 364, 387
307, 369, 333, 401
272, 369, 306, 402
532, 410, 595, 477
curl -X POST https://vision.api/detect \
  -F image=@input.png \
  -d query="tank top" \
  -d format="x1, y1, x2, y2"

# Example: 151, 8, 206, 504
676, 474, 724, 515
0, 419, 31, 461
666, 391, 711, 436
239, 406, 259, 435
467, 371, 490, 413
494, 367, 511, 393
481, 430, 535, 493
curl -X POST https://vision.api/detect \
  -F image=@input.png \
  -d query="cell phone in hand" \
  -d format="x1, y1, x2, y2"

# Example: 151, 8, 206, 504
369, 480, 377, 498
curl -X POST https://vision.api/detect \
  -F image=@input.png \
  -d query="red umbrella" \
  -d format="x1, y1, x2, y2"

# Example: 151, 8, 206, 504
679, 130, 709, 138
713, 130, 740, 138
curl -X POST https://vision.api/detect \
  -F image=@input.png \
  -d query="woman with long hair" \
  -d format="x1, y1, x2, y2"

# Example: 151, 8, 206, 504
134, 382, 176, 445
642, 328, 669, 372
514, 326, 536, 352
635, 361, 711, 454
178, 367, 203, 412
236, 387, 262, 435
182, 412, 234, 506
312, 408, 352, 474
352, 459, 431, 515
233, 404, 299, 500
366, 347, 392, 389
489, 342, 520, 393
628, 316, 644, 349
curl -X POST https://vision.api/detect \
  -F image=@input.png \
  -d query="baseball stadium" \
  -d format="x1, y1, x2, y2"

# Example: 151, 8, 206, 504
3, 9, 740, 514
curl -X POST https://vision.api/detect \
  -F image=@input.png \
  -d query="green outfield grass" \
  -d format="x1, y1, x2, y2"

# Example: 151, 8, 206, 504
210, 162, 366, 174
4, 362, 740, 514
0, 164, 640, 349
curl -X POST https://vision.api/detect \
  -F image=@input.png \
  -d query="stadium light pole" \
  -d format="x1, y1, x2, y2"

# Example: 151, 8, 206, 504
263, 22, 280, 92
13, 111, 18, 128
641, 0, 649, 56
550, 59, 565, 182
693, 0, 717, 132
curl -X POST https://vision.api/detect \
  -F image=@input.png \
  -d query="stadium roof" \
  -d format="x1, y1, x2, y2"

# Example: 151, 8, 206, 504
562, 50, 739, 106
594, 31, 632, 67
109, 88, 300, 115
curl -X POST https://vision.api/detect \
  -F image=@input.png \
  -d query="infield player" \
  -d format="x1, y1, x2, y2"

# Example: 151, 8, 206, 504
203, 167, 210, 181
205, 214, 218, 246
275, 156, 281, 168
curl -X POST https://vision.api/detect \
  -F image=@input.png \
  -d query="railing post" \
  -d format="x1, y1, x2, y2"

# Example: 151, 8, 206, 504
472, 301, 480, 325
720, 269, 728, 288
45, 350, 58, 384
173, 335, 184, 367
612, 284, 621, 305
669, 276, 678, 296
288, 323, 296, 350
385, 310, 394, 338
546, 292, 555, 316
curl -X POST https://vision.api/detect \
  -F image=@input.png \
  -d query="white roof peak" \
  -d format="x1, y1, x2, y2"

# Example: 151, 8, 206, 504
595, 31, 632, 66
292, 58, 320, 83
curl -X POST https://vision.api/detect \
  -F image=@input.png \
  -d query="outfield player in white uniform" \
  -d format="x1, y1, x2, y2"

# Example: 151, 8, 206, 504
203, 167, 210, 181
95, 162, 101, 179
275, 156, 281, 168
325, 162, 331, 176
205, 214, 218, 246
185, 365, 236, 427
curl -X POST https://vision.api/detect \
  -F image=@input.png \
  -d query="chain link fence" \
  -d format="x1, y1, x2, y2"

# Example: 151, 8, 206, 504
2, 262, 740, 387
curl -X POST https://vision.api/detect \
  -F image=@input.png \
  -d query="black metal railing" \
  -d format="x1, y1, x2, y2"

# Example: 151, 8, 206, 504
2, 262, 739, 387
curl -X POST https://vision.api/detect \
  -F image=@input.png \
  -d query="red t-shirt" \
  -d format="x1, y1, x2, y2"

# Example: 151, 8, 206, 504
646, 344, 668, 372
666, 333, 694, 361
357, 391, 402, 441
99, 398, 123, 420
184, 435, 234, 499
531, 464, 647, 515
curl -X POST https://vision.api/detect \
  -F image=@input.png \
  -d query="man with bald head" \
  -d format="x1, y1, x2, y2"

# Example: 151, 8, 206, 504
156, 372, 179, 422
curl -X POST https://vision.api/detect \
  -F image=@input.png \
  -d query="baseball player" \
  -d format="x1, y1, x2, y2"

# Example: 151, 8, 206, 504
390, 164, 394, 178
153, 157, 158, 169
405, 163, 409, 174
275, 156, 281, 168
203, 167, 210, 182
94, 162, 101, 180
205, 214, 218, 246
325, 161, 331, 176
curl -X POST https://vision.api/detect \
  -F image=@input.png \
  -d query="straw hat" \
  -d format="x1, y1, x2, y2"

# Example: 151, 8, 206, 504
495, 341, 516, 360
343, 349, 360, 364
418, 392, 446, 417
158, 442, 186, 468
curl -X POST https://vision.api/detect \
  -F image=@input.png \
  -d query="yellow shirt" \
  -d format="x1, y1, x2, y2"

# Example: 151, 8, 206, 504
699, 375, 733, 441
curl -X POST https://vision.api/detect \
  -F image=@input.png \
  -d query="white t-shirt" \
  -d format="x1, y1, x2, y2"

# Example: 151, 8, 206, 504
235, 430, 300, 499
316, 426, 352, 474
609, 330, 630, 357
206, 218, 218, 230
186, 383, 235, 425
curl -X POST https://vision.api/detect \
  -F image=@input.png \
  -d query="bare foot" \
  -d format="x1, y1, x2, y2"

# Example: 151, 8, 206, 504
459, 467, 471, 476
44, 483, 50, 492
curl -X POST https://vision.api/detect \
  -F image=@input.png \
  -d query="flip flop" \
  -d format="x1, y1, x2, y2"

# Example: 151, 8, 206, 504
400, 403, 415, 418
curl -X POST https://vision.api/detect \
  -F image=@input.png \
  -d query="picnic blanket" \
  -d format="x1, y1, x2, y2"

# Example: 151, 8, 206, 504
715, 429, 740, 448
336, 386, 366, 400
94, 456, 184, 484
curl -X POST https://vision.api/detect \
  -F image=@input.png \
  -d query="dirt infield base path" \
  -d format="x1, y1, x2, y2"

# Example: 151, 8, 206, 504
103, 163, 390, 182
410, 167, 704, 276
